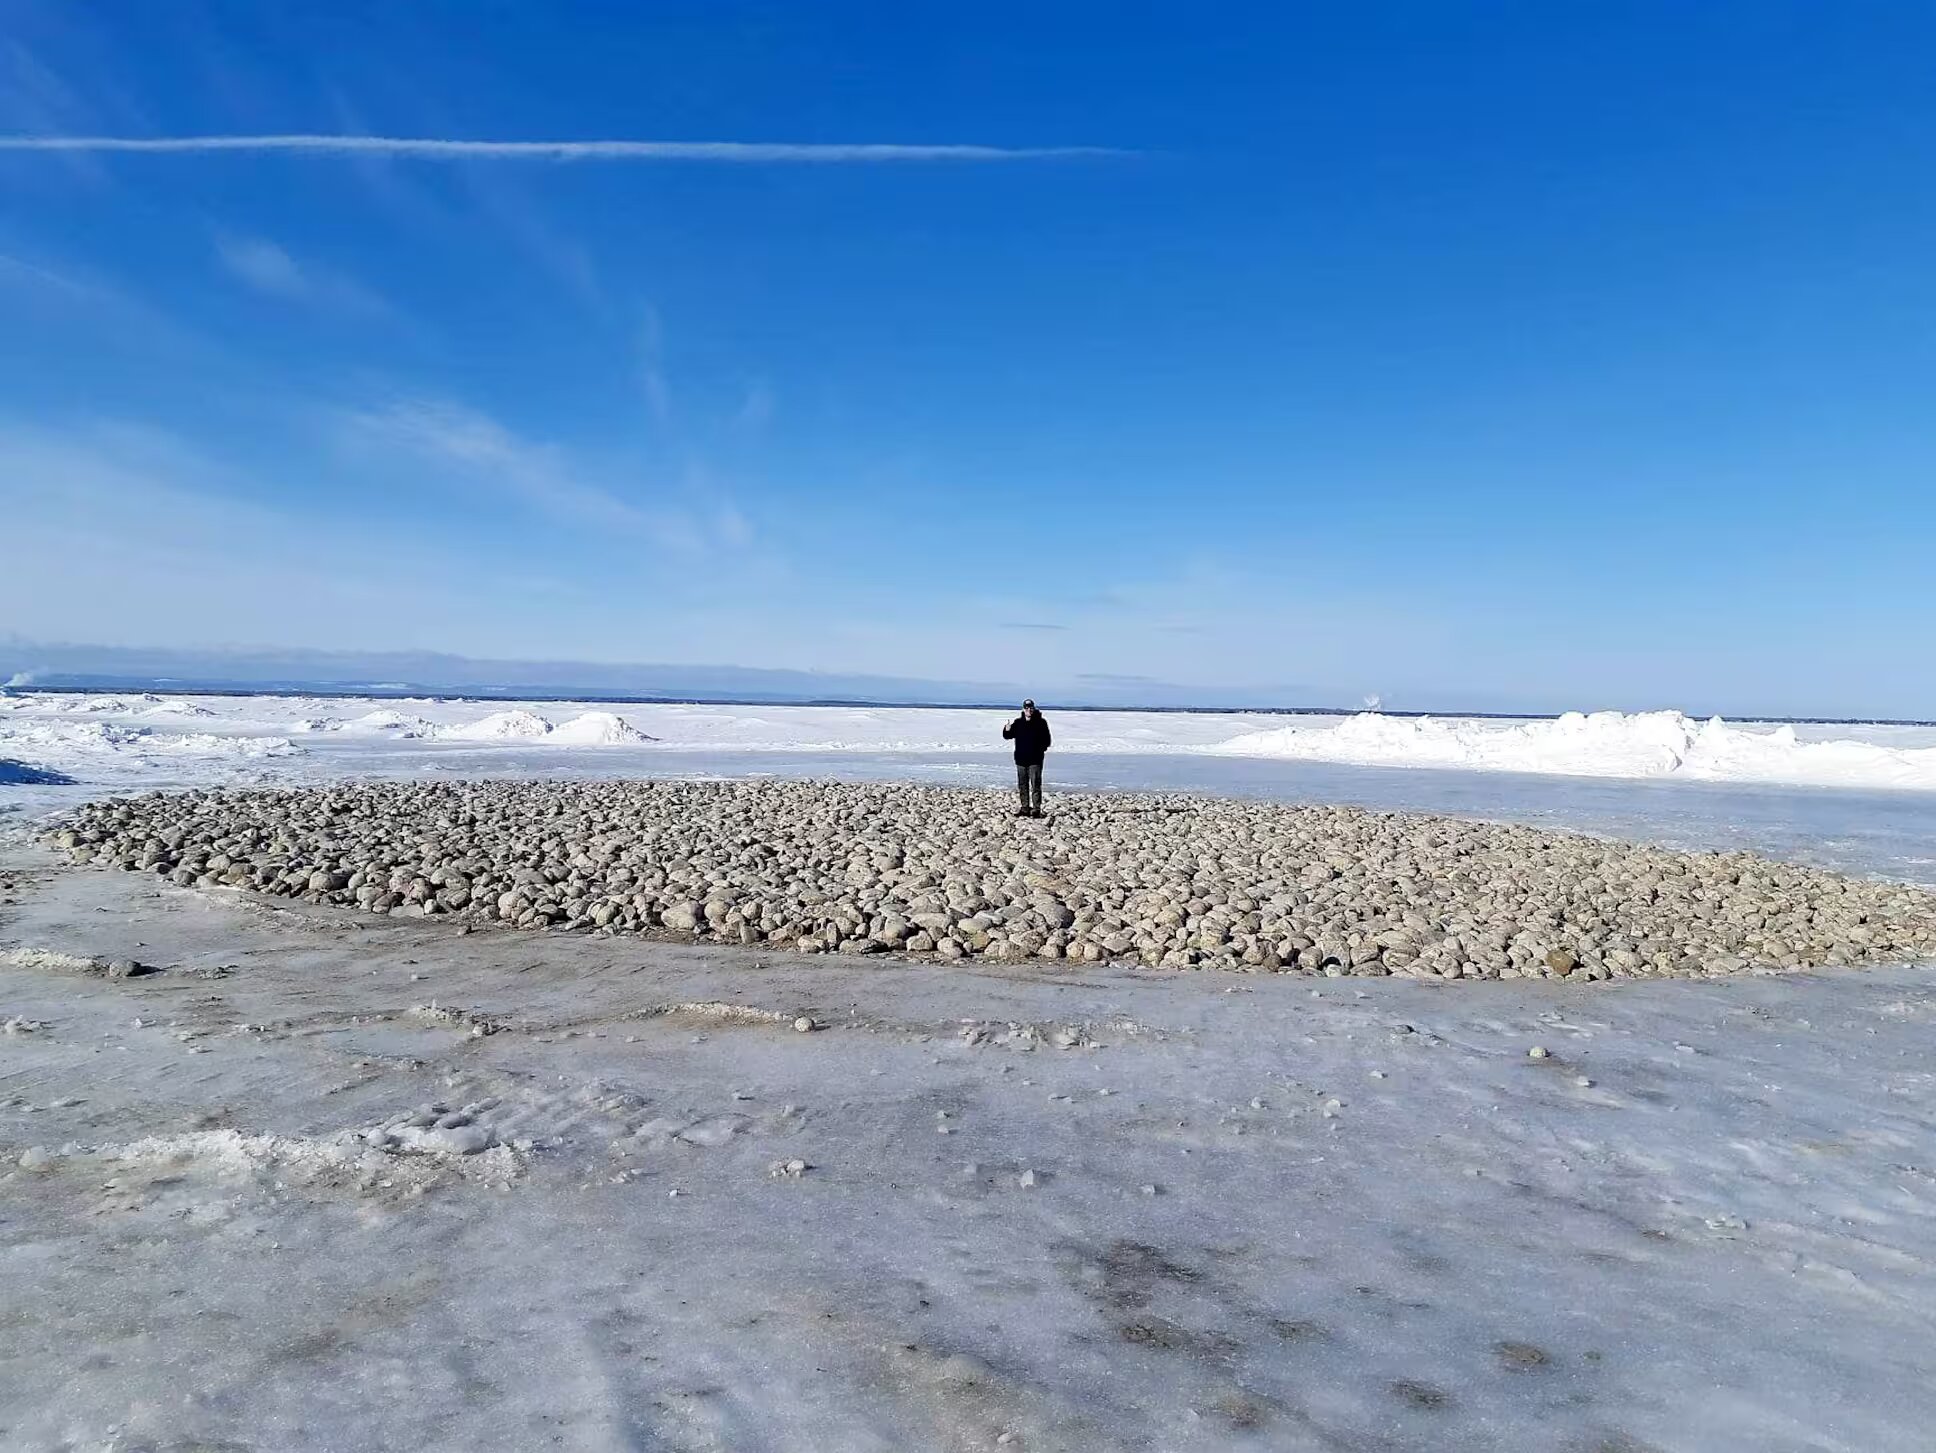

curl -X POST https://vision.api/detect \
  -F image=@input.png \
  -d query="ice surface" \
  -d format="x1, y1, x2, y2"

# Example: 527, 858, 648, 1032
2, 861, 1933, 1451
5, 688, 1936, 1448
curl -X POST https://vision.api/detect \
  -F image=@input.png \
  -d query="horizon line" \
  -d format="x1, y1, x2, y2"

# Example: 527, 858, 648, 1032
0, 133, 1123, 163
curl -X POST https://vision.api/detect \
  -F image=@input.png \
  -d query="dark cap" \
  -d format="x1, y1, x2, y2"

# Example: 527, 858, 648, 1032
1022, 698, 1035, 708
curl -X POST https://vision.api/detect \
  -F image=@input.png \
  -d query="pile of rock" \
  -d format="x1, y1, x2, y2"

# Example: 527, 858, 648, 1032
45, 780, 1936, 981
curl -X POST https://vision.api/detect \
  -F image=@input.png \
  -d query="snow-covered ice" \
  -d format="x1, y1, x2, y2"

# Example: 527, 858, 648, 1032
3, 691, 1935, 793
2, 856, 1933, 1450
0, 716, 301, 781
4, 687, 1936, 1448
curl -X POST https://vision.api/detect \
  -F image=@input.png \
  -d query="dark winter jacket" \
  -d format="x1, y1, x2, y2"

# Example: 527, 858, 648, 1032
1002, 712, 1052, 765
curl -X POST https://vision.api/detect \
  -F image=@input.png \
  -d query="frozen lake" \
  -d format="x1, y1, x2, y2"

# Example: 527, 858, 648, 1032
6, 833, 1936, 1452
6, 695, 1936, 1450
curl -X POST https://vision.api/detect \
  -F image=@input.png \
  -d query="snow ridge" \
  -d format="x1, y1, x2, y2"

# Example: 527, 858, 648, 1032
1208, 709, 1936, 789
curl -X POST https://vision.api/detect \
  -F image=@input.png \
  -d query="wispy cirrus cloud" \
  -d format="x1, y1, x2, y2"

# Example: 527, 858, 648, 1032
212, 233, 305, 294
346, 399, 649, 531
341, 398, 749, 553
0, 133, 1119, 163
638, 305, 673, 427
0, 248, 100, 299
213, 232, 390, 316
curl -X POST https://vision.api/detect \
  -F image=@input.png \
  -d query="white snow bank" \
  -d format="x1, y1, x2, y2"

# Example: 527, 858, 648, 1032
0, 718, 302, 782
546, 711, 655, 746
431, 709, 653, 746
341, 708, 439, 736
1207, 709, 1936, 789
137, 699, 215, 719
436, 708, 555, 742
151, 731, 301, 758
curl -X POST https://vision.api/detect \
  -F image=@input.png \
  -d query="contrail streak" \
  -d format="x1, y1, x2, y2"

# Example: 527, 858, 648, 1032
0, 134, 1117, 163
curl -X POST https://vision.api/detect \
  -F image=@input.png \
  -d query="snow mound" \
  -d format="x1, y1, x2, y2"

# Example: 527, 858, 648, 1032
423, 709, 650, 746
138, 699, 215, 719
547, 711, 655, 746
1206, 710, 1936, 790
152, 732, 301, 759
341, 709, 438, 737
438, 709, 555, 742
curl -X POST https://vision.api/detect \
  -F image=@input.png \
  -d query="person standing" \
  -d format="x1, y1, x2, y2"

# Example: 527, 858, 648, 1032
1002, 699, 1052, 817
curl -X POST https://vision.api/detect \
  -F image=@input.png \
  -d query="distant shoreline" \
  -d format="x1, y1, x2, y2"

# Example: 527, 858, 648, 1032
4, 680, 1932, 730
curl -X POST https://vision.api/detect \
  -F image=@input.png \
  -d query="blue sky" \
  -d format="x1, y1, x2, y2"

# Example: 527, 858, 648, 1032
3, 2, 1933, 716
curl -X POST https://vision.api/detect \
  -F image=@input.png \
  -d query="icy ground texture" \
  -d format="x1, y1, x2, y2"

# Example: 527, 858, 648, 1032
4, 691, 1936, 791
50, 780, 1936, 981
3, 860, 1934, 1451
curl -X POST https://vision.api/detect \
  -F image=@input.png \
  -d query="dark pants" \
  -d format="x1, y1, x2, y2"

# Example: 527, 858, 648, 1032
1015, 761, 1044, 812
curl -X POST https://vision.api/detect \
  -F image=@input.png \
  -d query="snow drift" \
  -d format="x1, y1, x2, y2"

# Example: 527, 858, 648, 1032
0, 718, 301, 782
341, 708, 440, 737
433, 709, 654, 746
1207, 710, 1936, 790
438, 708, 554, 742
546, 711, 655, 746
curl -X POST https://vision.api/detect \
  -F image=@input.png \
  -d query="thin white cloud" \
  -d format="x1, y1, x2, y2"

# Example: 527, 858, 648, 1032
0, 133, 1117, 163
0, 413, 795, 663
341, 398, 748, 553
637, 305, 672, 427
347, 400, 648, 530
0, 245, 239, 363
212, 232, 390, 316
0, 248, 100, 299
214, 234, 305, 295
734, 380, 775, 434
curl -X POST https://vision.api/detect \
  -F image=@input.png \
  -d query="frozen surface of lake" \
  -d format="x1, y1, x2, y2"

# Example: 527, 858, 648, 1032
5, 689, 1936, 795
5, 693, 1935, 1449
3, 862, 1935, 1452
